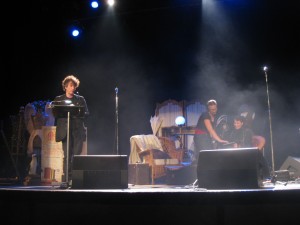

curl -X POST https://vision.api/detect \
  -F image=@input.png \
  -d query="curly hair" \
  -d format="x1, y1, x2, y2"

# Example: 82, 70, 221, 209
62, 75, 80, 91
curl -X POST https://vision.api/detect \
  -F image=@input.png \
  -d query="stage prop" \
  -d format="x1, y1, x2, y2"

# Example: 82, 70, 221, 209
280, 156, 300, 180
40, 126, 87, 185
197, 147, 262, 189
72, 155, 128, 189
41, 126, 64, 184
154, 99, 206, 150
128, 163, 150, 185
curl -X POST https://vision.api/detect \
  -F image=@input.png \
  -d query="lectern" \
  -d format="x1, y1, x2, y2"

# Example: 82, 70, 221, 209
50, 102, 85, 187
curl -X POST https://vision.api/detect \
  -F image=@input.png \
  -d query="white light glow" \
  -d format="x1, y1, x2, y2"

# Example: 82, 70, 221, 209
91, 1, 99, 9
175, 116, 186, 126
107, 0, 115, 7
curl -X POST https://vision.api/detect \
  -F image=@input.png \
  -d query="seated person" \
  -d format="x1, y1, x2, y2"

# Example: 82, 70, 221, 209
227, 115, 254, 148
226, 115, 271, 180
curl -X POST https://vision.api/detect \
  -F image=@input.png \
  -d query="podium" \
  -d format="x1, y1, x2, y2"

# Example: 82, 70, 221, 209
52, 104, 85, 119
50, 103, 86, 187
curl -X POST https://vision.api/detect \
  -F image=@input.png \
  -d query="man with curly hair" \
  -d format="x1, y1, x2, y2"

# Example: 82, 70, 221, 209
53, 75, 89, 187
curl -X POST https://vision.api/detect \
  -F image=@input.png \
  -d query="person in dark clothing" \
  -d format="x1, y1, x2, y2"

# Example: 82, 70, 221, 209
194, 100, 229, 160
228, 115, 271, 180
228, 115, 254, 148
52, 75, 89, 185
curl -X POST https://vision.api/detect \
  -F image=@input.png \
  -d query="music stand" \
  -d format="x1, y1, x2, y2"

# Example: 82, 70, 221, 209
51, 103, 85, 187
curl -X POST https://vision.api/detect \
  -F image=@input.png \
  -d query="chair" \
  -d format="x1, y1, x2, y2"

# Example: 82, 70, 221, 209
158, 136, 185, 163
129, 134, 164, 164
141, 137, 185, 184
135, 136, 185, 184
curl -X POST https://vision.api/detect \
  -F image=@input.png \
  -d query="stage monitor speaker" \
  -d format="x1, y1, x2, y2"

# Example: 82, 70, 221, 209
197, 147, 262, 189
280, 156, 300, 179
72, 155, 128, 189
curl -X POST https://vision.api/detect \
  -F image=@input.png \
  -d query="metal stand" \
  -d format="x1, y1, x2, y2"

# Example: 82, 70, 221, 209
65, 111, 70, 184
59, 111, 71, 189
115, 87, 119, 155
263, 66, 275, 173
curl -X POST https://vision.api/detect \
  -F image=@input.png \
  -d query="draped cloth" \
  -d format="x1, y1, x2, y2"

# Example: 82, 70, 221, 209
129, 134, 164, 164
150, 116, 163, 136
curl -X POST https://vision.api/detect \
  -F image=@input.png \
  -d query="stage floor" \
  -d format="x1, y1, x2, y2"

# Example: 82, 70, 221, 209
1, 180, 300, 225
0, 179, 299, 191
0, 180, 300, 193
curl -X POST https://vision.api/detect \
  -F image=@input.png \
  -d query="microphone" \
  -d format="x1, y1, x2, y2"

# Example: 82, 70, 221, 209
115, 87, 118, 94
263, 66, 268, 72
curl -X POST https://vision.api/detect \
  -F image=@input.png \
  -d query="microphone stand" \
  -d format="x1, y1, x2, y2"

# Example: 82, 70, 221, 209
263, 66, 275, 173
58, 109, 71, 189
115, 87, 119, 155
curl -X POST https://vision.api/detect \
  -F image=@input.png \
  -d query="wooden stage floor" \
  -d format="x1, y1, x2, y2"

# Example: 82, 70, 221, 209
1, 180, 300, 225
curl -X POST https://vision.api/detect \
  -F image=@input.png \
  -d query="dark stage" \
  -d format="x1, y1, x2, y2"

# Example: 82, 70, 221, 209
1, 180, 300, 225
2, 1, 300, 224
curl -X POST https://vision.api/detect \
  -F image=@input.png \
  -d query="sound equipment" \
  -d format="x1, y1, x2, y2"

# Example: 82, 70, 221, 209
280, 156, 300, 179
197, 147, 262, 189
128, 163, 150, 185
72, 155, 128, 189
273, 170, 290, 182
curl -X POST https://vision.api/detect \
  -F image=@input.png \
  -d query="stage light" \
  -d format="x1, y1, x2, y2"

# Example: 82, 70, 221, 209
69, 22, 84, 39
90, 1, 99, 9
71, 28, 80, 37
71, 27, 81, 37
107, 0, 115, 7
175, 116, 186, 126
